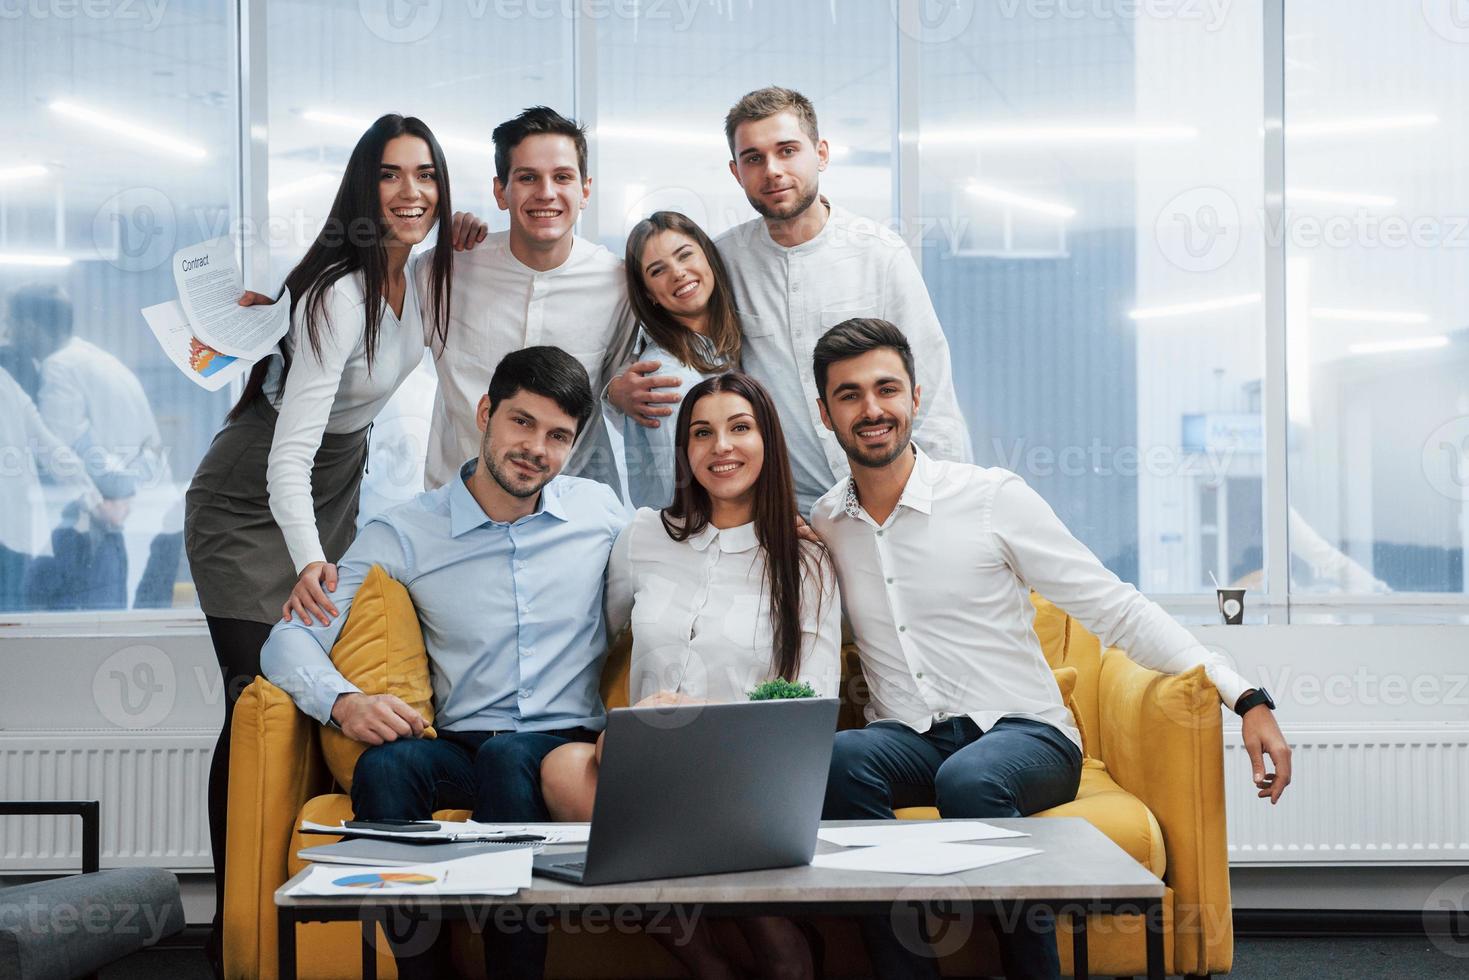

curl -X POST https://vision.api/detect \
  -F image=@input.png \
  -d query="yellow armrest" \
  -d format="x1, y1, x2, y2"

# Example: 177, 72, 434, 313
1096, 652, 1233, 976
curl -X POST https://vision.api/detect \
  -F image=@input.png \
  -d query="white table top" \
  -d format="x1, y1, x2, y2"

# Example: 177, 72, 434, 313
276, 818, 1163, 910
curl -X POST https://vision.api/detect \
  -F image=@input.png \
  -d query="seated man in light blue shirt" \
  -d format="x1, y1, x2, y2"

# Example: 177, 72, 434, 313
261, 345, 626, 980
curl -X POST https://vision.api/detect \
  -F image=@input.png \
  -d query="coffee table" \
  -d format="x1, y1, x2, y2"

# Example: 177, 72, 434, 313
276, 817, 1166, 979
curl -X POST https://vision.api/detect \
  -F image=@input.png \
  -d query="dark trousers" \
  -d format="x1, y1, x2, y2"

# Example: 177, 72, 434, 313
203, 615, 273, 973
352, 728, 600, 980
823, 716, 1083, 980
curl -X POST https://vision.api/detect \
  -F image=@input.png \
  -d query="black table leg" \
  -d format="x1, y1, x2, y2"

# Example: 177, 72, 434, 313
1071, 905, 1089, 980
361, 912, 379, 980
1145, 897, 1165, 980
277, 907, 297, 980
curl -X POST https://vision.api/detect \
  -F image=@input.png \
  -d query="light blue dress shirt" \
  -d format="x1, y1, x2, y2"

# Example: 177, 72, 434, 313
261, 458, 628, 732
619, 329, 728, 510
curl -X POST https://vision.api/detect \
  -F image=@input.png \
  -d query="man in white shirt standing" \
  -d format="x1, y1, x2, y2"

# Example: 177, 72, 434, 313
809, 318, 1292, 980
8, 284, 170, 487
610, 86, 972, 514
421, 106, 635, 494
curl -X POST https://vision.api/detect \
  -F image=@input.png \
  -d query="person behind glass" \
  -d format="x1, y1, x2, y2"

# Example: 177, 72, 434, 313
0, 359, 98, 612
262, 346, 625, 980
542, 372, 840, 980
618, 211, 742, 509
809, 318, 1293, 980
182, 113, 458, 976
5, 284, 170, 490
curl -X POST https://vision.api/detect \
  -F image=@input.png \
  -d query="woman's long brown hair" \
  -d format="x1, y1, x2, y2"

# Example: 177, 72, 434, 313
662, 372, 825, 681
624, 211, 740, 373
227, 113, 453, 421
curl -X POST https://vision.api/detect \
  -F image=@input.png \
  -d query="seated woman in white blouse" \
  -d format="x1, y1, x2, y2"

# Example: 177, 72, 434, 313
542, 371, 840, 980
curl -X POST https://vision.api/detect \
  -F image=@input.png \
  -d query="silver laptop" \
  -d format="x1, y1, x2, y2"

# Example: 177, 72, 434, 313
533, 698, 838, 885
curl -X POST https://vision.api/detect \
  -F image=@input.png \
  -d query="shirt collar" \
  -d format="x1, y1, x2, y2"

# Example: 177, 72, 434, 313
759, 196, 836, 254
505, 233, 588, 278
838, 444, 935, 524
687, 520, 759, 554
449, 457, 568, 536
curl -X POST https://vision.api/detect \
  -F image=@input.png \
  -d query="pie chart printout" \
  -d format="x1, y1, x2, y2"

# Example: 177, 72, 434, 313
332, 872, 439, 890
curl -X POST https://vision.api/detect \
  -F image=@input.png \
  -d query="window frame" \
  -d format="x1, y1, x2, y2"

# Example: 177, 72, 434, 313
2, 0, 1461, 637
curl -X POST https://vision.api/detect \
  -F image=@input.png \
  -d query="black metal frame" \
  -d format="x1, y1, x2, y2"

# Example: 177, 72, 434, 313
278, 893, 1166, 980
0, 800, 103, 980
0, 799, 101, 874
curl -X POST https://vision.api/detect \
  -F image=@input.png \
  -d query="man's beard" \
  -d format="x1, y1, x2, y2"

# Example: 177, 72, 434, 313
747, 181, 820, 222
485, 448, 551, 499
833, 414, 914, 470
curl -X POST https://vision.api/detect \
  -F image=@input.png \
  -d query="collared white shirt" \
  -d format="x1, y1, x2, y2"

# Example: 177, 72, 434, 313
713, 200, 974, 513
264, 270, 425, 572
605, 507, 841, 704
812, 447, 1252, 749
418, 232, 636, 494
0, 368, 97, 556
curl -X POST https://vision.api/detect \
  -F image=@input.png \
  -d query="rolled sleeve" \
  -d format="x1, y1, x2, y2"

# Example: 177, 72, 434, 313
260, 518, 410, 724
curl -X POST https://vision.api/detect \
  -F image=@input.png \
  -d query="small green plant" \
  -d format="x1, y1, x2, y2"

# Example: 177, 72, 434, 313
748, 678, 818, 701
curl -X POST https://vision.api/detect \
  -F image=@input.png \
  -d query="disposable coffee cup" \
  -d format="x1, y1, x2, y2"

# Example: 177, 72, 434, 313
1217, 588, 1246, 625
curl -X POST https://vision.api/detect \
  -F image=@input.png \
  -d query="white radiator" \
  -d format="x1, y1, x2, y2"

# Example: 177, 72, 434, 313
2, 726, 1467, 872
1224, 724, 1469, 865
0, 732, 215, 872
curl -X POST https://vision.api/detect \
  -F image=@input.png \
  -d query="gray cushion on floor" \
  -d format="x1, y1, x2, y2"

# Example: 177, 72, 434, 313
0, 868, 183, 980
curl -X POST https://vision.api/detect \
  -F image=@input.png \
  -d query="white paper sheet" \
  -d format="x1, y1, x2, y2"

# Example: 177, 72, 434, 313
817, 821, 1028, 848
812, 842, 1042, 876
299, 819, 591, 845
288, 848, 533, 897
141, 299, 248, 392
172, 237, 290, 358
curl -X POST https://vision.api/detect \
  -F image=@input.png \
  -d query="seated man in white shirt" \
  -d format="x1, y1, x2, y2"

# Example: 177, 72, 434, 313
808, 318, 1292, 980
610, 86, 973, 514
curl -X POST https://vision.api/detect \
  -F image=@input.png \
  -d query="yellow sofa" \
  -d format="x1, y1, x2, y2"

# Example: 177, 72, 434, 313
224, 594, 1232, 978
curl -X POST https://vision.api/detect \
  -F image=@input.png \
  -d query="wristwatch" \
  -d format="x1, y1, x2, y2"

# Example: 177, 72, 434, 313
1234, 687, 1276, 717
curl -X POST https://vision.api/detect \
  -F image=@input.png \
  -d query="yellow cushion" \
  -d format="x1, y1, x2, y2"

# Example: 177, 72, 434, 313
1035, 759, 1167, 875
318, 565, 436, 790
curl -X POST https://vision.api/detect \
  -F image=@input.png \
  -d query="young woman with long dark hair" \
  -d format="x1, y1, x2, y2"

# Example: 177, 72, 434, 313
182, 113, 459, 974
542, 371, 839, 980
619, 210, 742, 508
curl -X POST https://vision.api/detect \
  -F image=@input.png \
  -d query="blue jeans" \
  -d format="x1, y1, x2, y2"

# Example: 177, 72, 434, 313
823, 716, 1083, 980
351, 728, 599, 980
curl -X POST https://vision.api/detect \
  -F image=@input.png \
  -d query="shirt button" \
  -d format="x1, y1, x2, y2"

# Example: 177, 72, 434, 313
898, 625, 907, 633
936, 711, 949, 722
876, 530, 885, 538
916, 671, 924, 680
886, 577, 894, 584
519, 688, 533, 699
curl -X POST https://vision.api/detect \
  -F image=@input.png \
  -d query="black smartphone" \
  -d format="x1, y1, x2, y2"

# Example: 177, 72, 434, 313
343, 820, 441, 833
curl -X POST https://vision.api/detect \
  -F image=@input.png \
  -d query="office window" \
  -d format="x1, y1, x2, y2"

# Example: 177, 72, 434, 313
0, 5, 237, 613
265, 1, 575, 520
915, 2, 1266, 593
589, 3, 897, 246
1283, 1, 1469, 595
